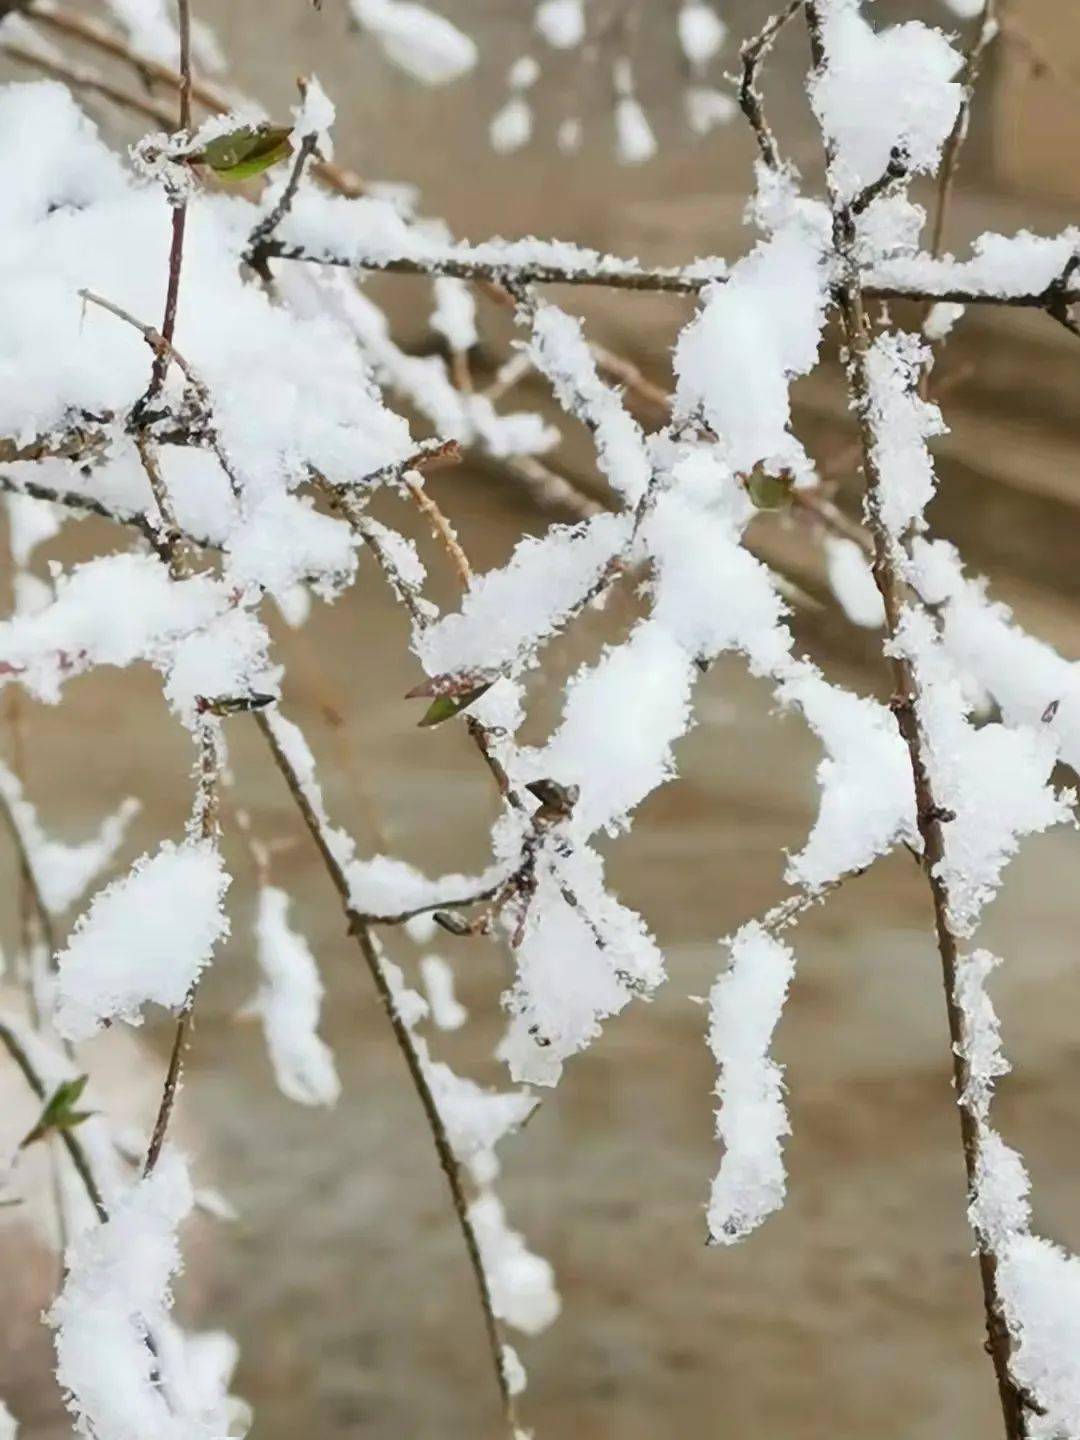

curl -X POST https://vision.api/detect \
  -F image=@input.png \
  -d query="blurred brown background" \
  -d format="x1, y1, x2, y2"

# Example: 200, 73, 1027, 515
1, 2, 1079, 1437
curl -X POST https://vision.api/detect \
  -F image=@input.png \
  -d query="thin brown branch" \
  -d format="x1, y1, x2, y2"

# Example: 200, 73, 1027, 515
247, 123, 320, 276
254, 707, 519, 1434
0, 1018, 108, 1223
919, 1, 1001, 397
130, 2, 219, 1176
0, 37, 177, 125
266, 242, 1080, 322
0, 782, 59, 962
487, 453, 605, 521
141, 996, 192, 1176
0, 470, 218, 553
804, 6, 1027, 1435
329, 491, 431, 628
323, 437, 462, 495
0, 437, 453, 559
738, 0, 805, 171
133, 432, 190, 575
79, 288, 201, 387
79, 286, 244, 500
589, 341, 671, 412
28, 1, 231, 110
760, 867, 866, 938
144, 0, 190, 403
866, 280, 1080, 312
143, 719, 221, 1177
402, 474, 473, 588
930, 0, 1001, 262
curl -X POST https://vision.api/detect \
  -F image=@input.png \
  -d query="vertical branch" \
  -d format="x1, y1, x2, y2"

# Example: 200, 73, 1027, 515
143, 718, 221, 1177
253, 709, 519, 1435
803, 7, 1025, 1438
920, 0, 1001, 398
929, 0, 1001, 262
738, 0, 806, 170
133, 0, 212, 1180
2, 541, 70, 1269
146, 0, 192, 401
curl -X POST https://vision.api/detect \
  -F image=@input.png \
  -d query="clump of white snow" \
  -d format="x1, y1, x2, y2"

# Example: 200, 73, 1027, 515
249, 886, 340, 1108
707, 923, 796, 1245
54, 840, 230, 1041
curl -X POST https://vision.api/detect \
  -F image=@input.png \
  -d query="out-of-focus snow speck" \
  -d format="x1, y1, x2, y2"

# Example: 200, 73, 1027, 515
348, 0, 477, 85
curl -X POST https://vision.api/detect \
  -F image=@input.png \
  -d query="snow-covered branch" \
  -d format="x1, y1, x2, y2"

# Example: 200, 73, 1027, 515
1, 0, 1078, 1433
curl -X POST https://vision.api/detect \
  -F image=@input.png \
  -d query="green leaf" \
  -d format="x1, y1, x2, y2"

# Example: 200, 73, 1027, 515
746, 471, 793, 511
196, 126, 293, 181
417, 681, 493, 729
20, 1074, 93, 1149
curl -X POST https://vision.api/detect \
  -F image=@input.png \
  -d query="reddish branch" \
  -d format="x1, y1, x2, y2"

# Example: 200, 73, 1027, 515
145, 0, 191, 404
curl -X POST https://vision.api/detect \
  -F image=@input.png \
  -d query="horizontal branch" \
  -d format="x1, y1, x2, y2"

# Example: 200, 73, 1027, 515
0, 36, 176, 126
0, 469, 215, 551
0, 437, 460, 558
264, 242, 1080, 318
866, 282, 1080, 311
357, 879, 506, 929
264, 243, 720, 294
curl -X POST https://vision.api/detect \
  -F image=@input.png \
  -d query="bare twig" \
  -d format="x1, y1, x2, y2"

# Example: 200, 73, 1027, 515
0, 782, 59, 963
247, 118, 320, 276
0, 37, 177, 125
850, 147, 908, 216
759, 868, 866, 938
930, 1, 1001, 262
143, 719, 221, 1177
738, 0, 805, 171
323, 437, 462, 496
132, 431, 191, 575
485, 453, 605, 521
589, 341, 671, 412
28, 1, 231, 110
144, 0, 191, 404
401, 473, 473, 588
79, 288, 202, 387
254, 707, 519, 1433
919, 0, 1001, 396
357, 880, 508, 929
0, 470, 218, 553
